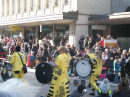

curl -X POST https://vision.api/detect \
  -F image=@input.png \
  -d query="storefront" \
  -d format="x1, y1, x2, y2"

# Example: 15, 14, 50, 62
25, 27, 36, 39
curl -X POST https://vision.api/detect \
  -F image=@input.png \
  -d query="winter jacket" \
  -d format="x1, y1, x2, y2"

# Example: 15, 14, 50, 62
113, 61, 120, 71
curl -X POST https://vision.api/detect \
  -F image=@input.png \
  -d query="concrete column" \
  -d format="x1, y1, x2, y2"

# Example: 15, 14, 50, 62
52, 24, 55, 40
36, 26, 39, 41
22, 27, 25, 38
69, 22, 75, 46
11, 31, 13, 38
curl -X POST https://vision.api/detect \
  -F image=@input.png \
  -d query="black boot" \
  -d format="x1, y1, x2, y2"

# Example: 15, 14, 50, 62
89, 92, 95, 96
88, 82, 91, 88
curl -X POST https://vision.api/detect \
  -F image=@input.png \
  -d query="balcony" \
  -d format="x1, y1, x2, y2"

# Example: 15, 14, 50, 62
7, 16, 10, 21
12, 15, 16, 20
2, 16, 4, 21
37, 10, 42, 16
54, 6, 60, 13
30, 11, 34, 17
45, 8, 50, 15
23, 12, 27, 18
17, 14, 21, 19
63, 4, 70, 12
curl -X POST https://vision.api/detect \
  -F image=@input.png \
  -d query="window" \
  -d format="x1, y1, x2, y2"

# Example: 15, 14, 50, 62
31, 0, 34, 11
18, 0, 20, 13
2, 1, 4, 16
24, 0, 27, 12
7, 0, 9, 15
46, 0, 49, 8
65, 0, 69, 4
38, 0, 41, 9
55, 0, 59, 6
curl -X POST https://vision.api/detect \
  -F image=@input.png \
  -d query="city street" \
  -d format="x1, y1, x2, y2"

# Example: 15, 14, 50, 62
0, 67, 118, 97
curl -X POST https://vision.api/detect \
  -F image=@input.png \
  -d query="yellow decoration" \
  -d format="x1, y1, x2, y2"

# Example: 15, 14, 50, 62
10, 27, 22, 31
3, 69, 6, 74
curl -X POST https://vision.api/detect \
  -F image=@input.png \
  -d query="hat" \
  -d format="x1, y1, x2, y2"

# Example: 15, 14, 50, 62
115, 56, 118, 59
31, 51, 34, 54
100, 78, 110, 94
113, 49, 116, 51
77, 85, 87, 94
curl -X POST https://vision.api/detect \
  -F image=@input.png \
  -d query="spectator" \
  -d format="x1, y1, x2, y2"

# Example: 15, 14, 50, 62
99, 37, 104, 47
122, 50, 128, 59
83, 35, 89, 48
113, 56, 120, 83
106, 44, 110, 51
88, 37, 94, 49
9, 44, 16, 55
37, 45, 43, 62
67, 45, 73, 56
30, 51, 36, 68
96, 34, 101, 42
105, 49, 110, 59
43, 46, 49, 61
24, 42, 28, 57
114, 44, 120, 52
127, 48, 130, 58
110, 49, 118, 68
101, 52, 108, 79
60, 38, 65, 46
112, 78, 130, 97
96, 78, 111, 97
120, 54, 127, 77
78, 35, 85, 51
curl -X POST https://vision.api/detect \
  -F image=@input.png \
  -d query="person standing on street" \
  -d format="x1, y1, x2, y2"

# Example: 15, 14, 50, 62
10, 46, 26, 79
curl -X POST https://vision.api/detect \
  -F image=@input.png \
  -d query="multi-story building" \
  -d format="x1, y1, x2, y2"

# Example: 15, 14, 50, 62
0, 0, 130, 48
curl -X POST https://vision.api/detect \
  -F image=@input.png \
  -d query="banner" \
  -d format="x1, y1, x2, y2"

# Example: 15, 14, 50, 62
10, 27, 22, 31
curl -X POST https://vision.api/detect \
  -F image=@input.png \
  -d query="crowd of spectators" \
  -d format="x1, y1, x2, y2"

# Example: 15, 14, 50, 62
1, 33, 130, 97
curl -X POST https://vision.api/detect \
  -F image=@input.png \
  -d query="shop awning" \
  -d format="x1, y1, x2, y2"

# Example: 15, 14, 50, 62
88, 12, 130, 25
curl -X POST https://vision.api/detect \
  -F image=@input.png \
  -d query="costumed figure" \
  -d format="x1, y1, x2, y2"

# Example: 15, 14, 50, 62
88, 49, 103, 96
0, 78, 38, 97
47, 46, 71, 97
10, 46, 26, 79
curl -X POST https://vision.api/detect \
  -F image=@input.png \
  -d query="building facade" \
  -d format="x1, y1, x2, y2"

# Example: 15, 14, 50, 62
0, 0, 130, 48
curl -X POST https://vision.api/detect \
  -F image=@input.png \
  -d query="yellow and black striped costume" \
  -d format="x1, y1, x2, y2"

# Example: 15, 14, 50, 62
88, 53, 103, 92
47, 53, 71, 97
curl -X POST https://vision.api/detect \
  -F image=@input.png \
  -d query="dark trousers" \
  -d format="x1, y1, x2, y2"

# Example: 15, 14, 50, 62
121, 67, 126, 77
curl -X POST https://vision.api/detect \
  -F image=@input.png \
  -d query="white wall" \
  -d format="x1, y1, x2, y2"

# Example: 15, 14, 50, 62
77, 0, 111, 15
111, 0, 130, 13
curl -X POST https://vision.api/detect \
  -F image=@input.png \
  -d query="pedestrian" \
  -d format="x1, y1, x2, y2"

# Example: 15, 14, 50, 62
113, 56, 120, 83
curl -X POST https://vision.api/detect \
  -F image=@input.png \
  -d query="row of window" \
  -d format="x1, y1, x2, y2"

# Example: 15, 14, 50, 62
1, 0, 69, 16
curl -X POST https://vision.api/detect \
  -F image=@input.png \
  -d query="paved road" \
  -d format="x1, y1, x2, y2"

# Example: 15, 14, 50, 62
0, 68, 118, 97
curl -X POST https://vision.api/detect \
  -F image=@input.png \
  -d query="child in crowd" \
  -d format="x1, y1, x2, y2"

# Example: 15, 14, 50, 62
113, 56, 121, 83
30, 51, 36, 68
101, 52, 108, 79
